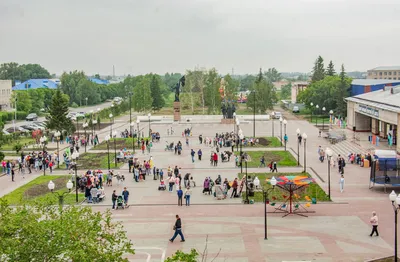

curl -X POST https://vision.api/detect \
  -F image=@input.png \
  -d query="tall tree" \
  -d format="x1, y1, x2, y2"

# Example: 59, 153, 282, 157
239, 75, 256, 91
311, 56, 325, 82
11, 91, 32, 113
335, 64, 350, 117
0, 62, 20, 85
223, 74, 239, 101
265, 68, 282, 82
204, 68, 221, 114
0, 63, 51, 85
46, 88, 73, 134
280, 82, 292, 100
326, 60, 336, 76
0, 201, 134, 261
247, 69, 277, 113
132, 76, 153, 112
149, 74, 165, 111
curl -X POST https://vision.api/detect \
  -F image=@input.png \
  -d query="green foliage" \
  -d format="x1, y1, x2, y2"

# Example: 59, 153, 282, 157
60, 71, 102, 106
326, 60, 336, 76
280, 82, 292, 100
184, 69, 207, 114
235, 150, 297, 167
247, 69, 277, 113
46, 88, 73, 134
311, 56, 325, 82
240, 75, 256, 91
70, 102, 78, 108
204, 68, 221, 114
265, 67, 282, 82
162, 72, 182, 97
132, 75, 153, 112
337, 64, 349, 116
0, 151, 4, 162
223, 74, 239, 101
0, 62, 51, 85
0, 200, 135, 261
297, 75, 351, 116
165, 249, 199, 262
12, 91, 32, 113
150, 74, 165, 111
13, 143, 22, 153
0, 111, 28, 122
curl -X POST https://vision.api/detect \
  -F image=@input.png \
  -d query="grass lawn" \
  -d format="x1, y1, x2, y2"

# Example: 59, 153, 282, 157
1, 175, 85, 205
60, 153, 124, 170
1, 137, 36, 150
238, 172, 330, 202
235, 150, 297, 167
2, 151, 21, 157
303, 115, 331, 124
93, 138, 138, 150
242, 137, 282, 148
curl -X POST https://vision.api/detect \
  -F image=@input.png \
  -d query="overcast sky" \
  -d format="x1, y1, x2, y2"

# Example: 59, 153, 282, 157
1, 0, 399, 76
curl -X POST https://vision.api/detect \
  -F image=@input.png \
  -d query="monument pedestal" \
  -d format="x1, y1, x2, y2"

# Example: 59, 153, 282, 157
173, 102, 181, 121
221, 118, 235, 124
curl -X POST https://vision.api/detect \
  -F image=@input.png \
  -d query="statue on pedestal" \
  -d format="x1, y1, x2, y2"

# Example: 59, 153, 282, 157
172, 76, 185, 102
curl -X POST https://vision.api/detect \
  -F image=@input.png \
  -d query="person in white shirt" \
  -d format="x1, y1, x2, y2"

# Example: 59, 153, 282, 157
339, 175, 345, 193
369, 211, 379, 237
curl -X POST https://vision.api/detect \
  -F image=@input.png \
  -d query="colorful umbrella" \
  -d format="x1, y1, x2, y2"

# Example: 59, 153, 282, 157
266, 176, 315, 186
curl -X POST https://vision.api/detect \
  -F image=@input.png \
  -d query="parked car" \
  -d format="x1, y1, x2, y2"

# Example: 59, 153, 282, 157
5, 127, 29, 133
26, 113, 38, 121
27, 123, 45, 130
33, 121, 46, 127
2, 130, 10, 135
20, 125, 36, 131
272, 112, 282, 119
292, 106, 300, 113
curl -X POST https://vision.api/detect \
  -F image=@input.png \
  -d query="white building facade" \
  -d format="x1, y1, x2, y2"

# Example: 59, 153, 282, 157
0, 80, 12, 110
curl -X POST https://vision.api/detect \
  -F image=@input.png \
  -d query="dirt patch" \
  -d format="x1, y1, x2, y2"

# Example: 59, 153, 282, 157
24, 176, 69, 199
367, 256, 398, 262
258, 138, 271, 146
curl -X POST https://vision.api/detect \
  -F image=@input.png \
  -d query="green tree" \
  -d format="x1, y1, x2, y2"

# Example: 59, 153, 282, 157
204, 68, 221, 114
132, 76, 153, 112
11, 91, 32, 113
165, 249, 199, 262
265, 67, 282, 82
239, 75, 256, 91
0, 62, 20, 85
311, 56, 325, 82
280, 82, 292, 100
0, 63, 51, 85
326, 60, 336, 76
335, 64, 350, 116
223, 74, 239, 101
149, 74, 165, 111
247, 69, 277, 113
0, 201, 134, 261
46, 88, 73, 134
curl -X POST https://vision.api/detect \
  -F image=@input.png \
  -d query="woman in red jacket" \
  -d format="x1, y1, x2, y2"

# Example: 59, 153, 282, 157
213, 153, 218, 166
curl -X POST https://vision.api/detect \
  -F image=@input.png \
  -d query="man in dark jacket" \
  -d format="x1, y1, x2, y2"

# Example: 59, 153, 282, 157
169, 214, 185, 243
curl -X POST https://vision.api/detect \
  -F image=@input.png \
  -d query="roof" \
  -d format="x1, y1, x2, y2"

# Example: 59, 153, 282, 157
346, 85, 400, 113
370, 66, 400, 71
89, 78, 109, 85
12, 79, 59, 91
351, 79, 400, 86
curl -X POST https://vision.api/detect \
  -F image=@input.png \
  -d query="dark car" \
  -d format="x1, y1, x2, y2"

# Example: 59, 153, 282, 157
5, 127, 29, 133
20, 125, 36, 131
26, 113, 38, 121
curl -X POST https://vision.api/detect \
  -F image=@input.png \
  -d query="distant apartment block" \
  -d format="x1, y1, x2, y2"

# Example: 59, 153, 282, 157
291, 81, 308, 103
0, 80, 12, 110
367, 66, 400, 80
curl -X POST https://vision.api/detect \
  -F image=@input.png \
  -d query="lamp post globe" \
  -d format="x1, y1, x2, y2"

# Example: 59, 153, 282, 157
48, 180, 55, 191
270, 176, 277, 186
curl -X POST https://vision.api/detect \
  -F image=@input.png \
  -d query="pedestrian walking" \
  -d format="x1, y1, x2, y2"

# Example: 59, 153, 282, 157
112, 190, 117, 209
184, 187, 191, 206
169, 215, 185, 243
190, 149, 195, 163
231, 178, 238, 198
177, 187, 183, 206
369, 211, 379, 237
11, 164, 15, 182
197, 149, 202, 160
339, 175, 345, 193
272, 161, 278, 173
122, 187, 129, 207
259, 155, 266, 168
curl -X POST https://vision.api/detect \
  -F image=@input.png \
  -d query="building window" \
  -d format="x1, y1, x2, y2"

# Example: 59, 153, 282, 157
384, 72, 387, 75
379, 72, 383, 76
389, 72, 392, 76
389, 77, 392, 80
375, 72, 377, 75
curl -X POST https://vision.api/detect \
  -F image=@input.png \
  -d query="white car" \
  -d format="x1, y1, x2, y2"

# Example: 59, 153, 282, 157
272, 112, 282, 119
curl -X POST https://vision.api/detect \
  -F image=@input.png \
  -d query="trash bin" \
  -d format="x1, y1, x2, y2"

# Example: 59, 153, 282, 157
311, 198, 317, 204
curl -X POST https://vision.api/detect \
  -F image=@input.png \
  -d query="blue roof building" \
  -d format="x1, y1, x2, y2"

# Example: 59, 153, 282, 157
350, 79, 400, 96
89, 78, 109, 85
12, 79, 60, 91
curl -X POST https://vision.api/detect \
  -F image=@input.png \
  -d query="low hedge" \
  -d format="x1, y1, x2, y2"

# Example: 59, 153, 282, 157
0, 111, 28, 122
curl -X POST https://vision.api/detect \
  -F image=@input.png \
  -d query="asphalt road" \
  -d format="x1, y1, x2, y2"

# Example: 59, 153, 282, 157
3, 101, 113, 130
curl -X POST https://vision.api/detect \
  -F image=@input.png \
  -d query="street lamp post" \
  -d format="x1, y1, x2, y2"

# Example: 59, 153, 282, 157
283, 119, 287, 151
54, 131, 61, 168
239, 130, 244, 173
82, 123, 88, 153
296, 128, 300, 166
113, 131, 117, 168
85, 97, 88, 106
48, 180, 73, 206
40, 136, 48, 176
271, 112, 275, 137
233, 112, 236, 134
71, 151, 80, 203
310, 102, 314, 122
90, 110, 94, 137
130, 122, 135, 153
148, 113, 151, 138
279, 117, 283, 146
389, 191, 400, 262
97, 108, 101, 131
129, 91, 132, 130
322, 107, 326, 131
326, 148, 333, 200
253, 90, 256, 138
315, 104, 319, 127
302, 133, 307, 173
236, 119, 240, 152
109, 113, 113, 137
137, 119, 140, 147
329, 110, 333, 129
244, 160, 249, 204
263, 176, 277, 240
105, 135, 111, 170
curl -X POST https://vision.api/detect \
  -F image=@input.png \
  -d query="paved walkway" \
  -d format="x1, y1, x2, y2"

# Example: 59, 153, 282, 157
1, 114, 399, 261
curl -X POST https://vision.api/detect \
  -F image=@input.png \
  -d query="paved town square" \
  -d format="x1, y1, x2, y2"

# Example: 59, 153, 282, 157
2, 110, 397, 262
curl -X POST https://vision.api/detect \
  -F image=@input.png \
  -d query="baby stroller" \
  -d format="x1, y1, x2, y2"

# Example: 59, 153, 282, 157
116, 195, 125, 209
221, 152, 229, 162
165, 142, 174, 151
158, 180, 166, 191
